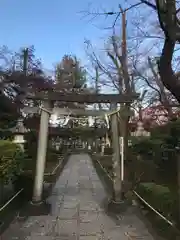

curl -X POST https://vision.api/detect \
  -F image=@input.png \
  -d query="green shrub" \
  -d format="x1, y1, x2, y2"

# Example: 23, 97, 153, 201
136, 182, 177, 222
0, 140, 25, 184
130, 120, 180, 186
131, 137, 163, 160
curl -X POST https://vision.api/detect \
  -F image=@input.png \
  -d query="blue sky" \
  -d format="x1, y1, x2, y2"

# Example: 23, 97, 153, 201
0, 0, 122, 71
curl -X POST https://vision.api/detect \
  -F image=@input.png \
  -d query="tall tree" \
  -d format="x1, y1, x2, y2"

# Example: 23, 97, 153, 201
0, 46, 54, 130
136, 0, 180, 103
54, 54, 89, 116
55, 55, 87, 90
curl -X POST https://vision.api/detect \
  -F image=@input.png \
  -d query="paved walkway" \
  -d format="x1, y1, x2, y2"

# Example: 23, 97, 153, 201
1, 154, 154, 239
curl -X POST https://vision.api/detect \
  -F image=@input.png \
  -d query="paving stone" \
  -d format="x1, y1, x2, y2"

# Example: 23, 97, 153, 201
79, 221, 103, 236
92, 192, 107, 203
104, 228, 129, 240
80, 211, 99, 223
25, 237, 53, 240
59, 208, 78, 219
65, 187, 80, 195
51, 187, 67, 196
97, 213, 117, 229
79, 190, 95, 199
79, 181, 93, 189
79, 234, 103, 240
92, 181, 103, 189
61, 200, 79, 209
63, 196, 80, 202
79, 201, 102, 212
50, 203, 60, 216
79, 176, 89, 181
22, 216, 57, 236
54, 234, 78, 240
54, 219, 78, 236
90, 176, 99, 181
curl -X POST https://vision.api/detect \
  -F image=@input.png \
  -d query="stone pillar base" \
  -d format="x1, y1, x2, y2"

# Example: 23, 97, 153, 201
107, 198, 127, 213
30, 200, 44, 206
20, 200, 51, 216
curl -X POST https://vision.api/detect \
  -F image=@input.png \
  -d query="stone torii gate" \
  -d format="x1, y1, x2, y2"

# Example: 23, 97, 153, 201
25, 91, 138, 204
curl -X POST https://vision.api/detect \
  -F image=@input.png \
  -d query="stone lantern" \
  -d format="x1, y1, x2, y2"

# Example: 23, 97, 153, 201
55, 137, 61, 151
131, 121, 150, 137
12, 119, 28, 150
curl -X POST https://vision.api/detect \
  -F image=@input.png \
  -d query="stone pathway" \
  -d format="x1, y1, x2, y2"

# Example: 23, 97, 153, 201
0, 154, 154, 239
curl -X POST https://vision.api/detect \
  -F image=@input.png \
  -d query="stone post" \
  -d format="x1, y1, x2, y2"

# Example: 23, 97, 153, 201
101, 138, 105, 156
85, 141, 87, 149
119, 136, 124, 181
32, 101, 51, 203
88, 139, 92, 150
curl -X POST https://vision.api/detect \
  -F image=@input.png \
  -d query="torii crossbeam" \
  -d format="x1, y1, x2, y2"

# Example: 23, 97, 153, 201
27, 92, 138, 103
23, 106, 111, 116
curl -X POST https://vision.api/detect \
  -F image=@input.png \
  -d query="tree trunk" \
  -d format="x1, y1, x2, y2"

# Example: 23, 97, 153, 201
177, 153, 180, 226
159, 38, 180, 103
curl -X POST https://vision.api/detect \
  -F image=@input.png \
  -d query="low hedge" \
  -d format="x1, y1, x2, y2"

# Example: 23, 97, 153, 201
136, 182, 178, 222
22, 150, 61, 172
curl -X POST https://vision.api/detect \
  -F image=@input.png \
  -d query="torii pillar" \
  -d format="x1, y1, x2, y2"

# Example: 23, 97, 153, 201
111, 111, 122, 201
107, 105, 124, 212
32, 101, 52, 203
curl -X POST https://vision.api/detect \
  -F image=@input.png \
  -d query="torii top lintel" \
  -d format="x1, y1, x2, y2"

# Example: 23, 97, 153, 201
27, 92, 139, 103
